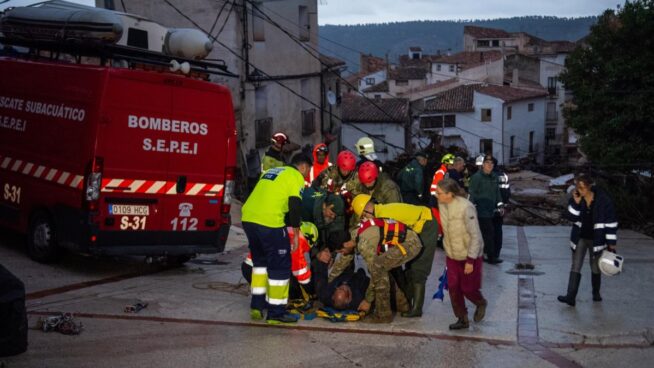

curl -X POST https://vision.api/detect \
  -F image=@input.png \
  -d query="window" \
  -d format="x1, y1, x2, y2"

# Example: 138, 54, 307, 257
436, 64, 441, 72
507, 106, 512, 120
252, 2, 265, 42
371, 135, 388, 153
528, 103, 534, 112
420, 115, 456, 129
411, 52, 420, 60
546, 127, 556, 140
480, 139, 492, 156
449, 65, 455, 73
510, 136, 515, 158
529, 131, 534, 153
481, 108, 492, 122
365, 77, 375, 86
255, 85, 268, 118
374, 94, 382, 99
255, 118, 272, 148
396, 80, 408, 86
298, 5, 309, 41
302, 109, 315, 136
444, 114, 456, 127
546, 102, 557, 121
492, 40, 500, 47
477, 40, 490, 47
127, 28, 148, 49
547, 77, 558, 96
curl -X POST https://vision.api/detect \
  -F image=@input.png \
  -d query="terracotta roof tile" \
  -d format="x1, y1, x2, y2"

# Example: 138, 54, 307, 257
431, 51, 502, 70
360, 54, 386, 74
319, 53, 346, 68
389, 67, 427, 80
476, 84, 548, 103
403, 78, 459, 94
362, 80, 389, 93
464, 25, 511, 39
342, 94, 409, 123
424, 84, 477, 112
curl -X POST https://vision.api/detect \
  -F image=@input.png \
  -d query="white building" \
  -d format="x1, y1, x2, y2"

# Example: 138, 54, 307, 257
341, 95, 409, 163
419, 84, 548, 165
429, 51, 504, 85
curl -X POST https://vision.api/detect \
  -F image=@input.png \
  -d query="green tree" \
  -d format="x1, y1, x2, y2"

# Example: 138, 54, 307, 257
560, 0, 654, 167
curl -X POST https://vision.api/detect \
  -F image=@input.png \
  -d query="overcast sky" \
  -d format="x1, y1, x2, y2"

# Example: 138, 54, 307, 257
1, 0, 624, 25
318, 0, 624, 25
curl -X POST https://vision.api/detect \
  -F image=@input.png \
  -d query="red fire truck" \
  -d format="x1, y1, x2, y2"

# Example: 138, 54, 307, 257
0, 56, 237, 263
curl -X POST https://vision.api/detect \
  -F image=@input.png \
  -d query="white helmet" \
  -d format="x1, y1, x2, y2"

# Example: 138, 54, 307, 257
355, 137, 375, 155
599, 250, 624, 276
475, 154, 485, 166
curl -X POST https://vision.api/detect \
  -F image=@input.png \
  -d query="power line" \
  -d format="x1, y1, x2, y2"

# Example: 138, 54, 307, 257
214, 0, 236, 38
208, 0, 231, 36
246, 0, 412, 149
162, 0, 407, 152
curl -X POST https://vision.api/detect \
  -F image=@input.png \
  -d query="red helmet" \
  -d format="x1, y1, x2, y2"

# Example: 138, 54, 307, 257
358, 161, 378, 185
271, 132, 289, 146
336, 151, 356, 171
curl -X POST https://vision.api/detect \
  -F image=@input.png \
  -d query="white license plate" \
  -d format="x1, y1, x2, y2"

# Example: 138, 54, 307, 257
109, 205, 150, 216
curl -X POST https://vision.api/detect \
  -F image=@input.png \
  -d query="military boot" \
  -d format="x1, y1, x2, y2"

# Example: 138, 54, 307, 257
395, 288, 410, 314
557, 272, 581, 306
592, 273, 602, 302
363, 289, 393, 324
401, 283, 425, 318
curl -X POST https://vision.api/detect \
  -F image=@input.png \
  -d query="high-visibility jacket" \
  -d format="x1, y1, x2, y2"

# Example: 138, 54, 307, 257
373, 203, 433, 234
305, 143, 332, 187
430, 164, 448, 196
242, 166, 304, 228
357, 218, 408, 256
244, 227, 312, 284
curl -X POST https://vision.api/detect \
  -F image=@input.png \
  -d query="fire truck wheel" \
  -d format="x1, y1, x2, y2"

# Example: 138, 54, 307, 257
27, 212, 61, 263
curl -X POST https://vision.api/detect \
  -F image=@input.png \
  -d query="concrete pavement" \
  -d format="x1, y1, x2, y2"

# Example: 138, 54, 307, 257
1, 218, 653, 367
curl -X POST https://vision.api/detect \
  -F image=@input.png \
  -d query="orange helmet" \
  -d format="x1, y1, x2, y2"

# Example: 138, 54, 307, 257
336, 151, 356, 171
358, 161, 379, 185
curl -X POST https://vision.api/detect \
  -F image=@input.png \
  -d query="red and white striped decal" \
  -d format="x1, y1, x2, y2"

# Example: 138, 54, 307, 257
0, 154, 84, 189
101, 178, 224, 197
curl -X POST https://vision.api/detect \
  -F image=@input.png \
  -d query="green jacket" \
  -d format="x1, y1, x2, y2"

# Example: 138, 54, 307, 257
468, 170, 502, 218
355, 172, 402, 204
397, 159, 424, 197
315, 165, 360, 195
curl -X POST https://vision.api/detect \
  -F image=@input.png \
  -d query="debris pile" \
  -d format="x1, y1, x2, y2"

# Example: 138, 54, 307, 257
504, 171, 572, 226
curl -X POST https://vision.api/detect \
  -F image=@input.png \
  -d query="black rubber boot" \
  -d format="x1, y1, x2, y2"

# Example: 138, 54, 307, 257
557, 272, 581, 306
592, 273, 602, 302
401, 283, 425, 318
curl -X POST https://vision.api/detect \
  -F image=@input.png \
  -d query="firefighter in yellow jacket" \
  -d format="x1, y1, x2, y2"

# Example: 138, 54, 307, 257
352, 195, 441, 318
241, 154, 311, 325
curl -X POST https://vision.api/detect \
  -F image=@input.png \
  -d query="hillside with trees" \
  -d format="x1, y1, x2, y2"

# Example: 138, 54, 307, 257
319, 16, 597, 73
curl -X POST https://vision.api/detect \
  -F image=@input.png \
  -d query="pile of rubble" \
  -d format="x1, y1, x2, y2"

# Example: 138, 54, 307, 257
504, 171, 573, 226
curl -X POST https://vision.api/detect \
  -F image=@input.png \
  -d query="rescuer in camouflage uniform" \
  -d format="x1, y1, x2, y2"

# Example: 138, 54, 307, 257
330, 221, 422, 323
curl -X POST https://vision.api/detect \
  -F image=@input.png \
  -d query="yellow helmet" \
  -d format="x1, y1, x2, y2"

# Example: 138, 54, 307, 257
300, 222, 319, 246
441, 153, 455, 164
352, 194, 372, 216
